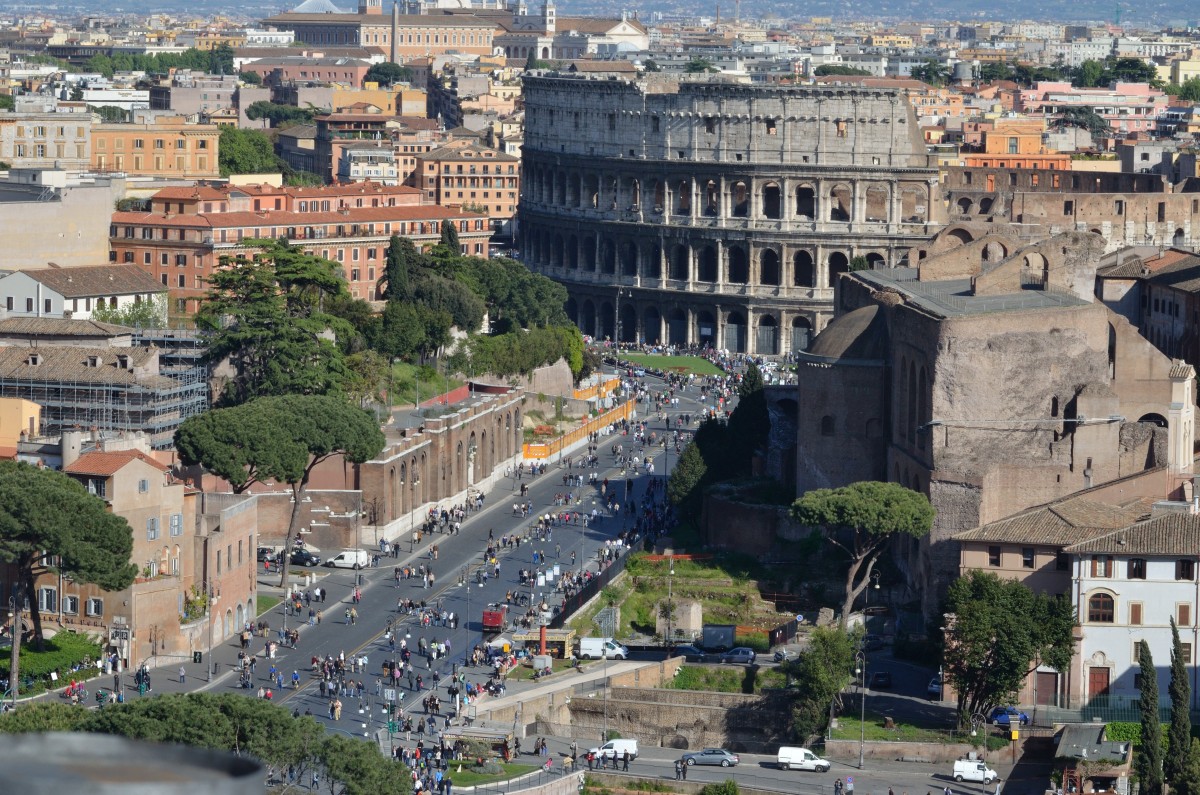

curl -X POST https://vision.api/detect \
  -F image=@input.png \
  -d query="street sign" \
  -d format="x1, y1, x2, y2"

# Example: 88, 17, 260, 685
795, 614, 804, 624
384, 688, 396, 703
110, 628, 130, 641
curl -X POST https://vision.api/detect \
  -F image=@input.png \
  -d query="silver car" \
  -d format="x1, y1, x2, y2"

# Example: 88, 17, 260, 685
683, 748, 740, 767
720, 647, 757, 665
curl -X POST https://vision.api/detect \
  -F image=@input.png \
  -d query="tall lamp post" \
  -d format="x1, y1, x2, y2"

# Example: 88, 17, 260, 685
601, 647, 609, 742
855, 649, 867, 769
666, 558, 675, 649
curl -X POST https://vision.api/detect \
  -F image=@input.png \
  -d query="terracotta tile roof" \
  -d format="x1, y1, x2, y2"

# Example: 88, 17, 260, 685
112, 203, 481, 229
20, 264, 166, 298
1145, 254, 1200, 293
65, 449, 168, 476
0, 317, 133, 337
954, 497, 1148, 546
151, 186, 228, 201
1065, 512, 1200, 555
0, 346, 176, 389
1096, 258, 1147, 279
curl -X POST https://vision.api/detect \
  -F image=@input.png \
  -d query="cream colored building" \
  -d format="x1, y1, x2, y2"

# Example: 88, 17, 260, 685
0, 398, 39, 448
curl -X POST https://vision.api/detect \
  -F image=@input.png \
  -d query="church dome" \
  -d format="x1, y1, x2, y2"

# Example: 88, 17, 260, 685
807, 304, 888, 361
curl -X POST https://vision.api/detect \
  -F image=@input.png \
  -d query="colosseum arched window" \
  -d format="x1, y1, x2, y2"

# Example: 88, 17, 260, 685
865, 185, 889, 223
698, 246, 718, 282
670, 245, 690, 281
793, 251, 815, 287
796, 185, 816, 219
762, 182, 782, 220
600, 240, 616, 274
644, 243, 662, 279
829, 185, 852, 222
728, 247, 749, 284
731, 181, 749, 217
760, 249, 780, 286
828, 252, 849, 287
621, 241, 638, 276
675, 181, 692, 215
703, 180, 719, 216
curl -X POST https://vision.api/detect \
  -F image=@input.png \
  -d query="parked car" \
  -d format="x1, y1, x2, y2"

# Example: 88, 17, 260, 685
954, 760, 999, 783
257, 547, 277, 563
863, 634, 886, 651
927, 675, 943, 700
777, 747, 830, 772
682, 748, 740, 767
324, 549, 370, 569
989, 706, 1029, 726
587, 739, 638, 762
290, 549, 322, 567
868, 671, 893, 689
720, 647, 757, 665
671, 644, 711, 662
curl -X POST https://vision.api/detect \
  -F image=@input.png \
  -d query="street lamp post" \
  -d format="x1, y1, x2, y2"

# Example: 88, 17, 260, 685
855, 649, 867, 769
666, 558, 675, 649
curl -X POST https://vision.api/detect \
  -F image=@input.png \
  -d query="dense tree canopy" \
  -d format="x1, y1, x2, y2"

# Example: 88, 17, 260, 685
245, 101, 319, 127
365, 62, 412, 86
910, 59, 951, 87
90, 294, 168, 328
814, 64, 872, 76
175, 395, 385, 586
943, 571, 1076, 727
790, 482, 934, 625
0, 462, 137, 693
85, 44, 233, 79
218, 127, 284, 176
197, 239, 352, 405
781, 627, 859, 741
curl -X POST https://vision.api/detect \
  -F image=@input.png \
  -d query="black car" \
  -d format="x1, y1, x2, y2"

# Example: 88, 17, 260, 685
868, 671, 893, 689
290, 549, 322, 567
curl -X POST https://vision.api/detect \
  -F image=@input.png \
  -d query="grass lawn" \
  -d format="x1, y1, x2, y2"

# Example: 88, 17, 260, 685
666, 665, 790, 694
388, 361, 464, 407
257, 595, 281, 616
505, 658, 579, 680
616, 353, 724, 377
832, 712, 1007, 750
442, 763, 539, 787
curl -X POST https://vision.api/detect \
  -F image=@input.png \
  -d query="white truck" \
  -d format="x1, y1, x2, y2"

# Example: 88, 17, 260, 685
578, 637, 628, 660
324, 549, 370, 569
777, 747, 830, 772
953, 759, 999, 783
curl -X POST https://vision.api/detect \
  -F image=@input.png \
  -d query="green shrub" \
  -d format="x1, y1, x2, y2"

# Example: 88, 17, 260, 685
698, 781, 739, 795
0, 631, 103, 696
1106, 722, 1141, 744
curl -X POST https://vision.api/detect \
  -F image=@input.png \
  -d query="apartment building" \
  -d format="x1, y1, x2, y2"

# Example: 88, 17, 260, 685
110, 181, 492, 311
92, 115, 220, 179
0, 111, 91, 170
1017, 81, 1169, 136
412, 141, 519, 230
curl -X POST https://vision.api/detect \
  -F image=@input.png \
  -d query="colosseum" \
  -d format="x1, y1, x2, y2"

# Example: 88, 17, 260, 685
519, 73, 947, 354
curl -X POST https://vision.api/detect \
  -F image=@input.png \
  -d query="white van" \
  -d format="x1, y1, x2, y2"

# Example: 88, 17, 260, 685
578, 637, 628, 660
777, 747, 830, 772
324, 549, 370, 570
588, 738, 638, 762
953, 760, 999, 783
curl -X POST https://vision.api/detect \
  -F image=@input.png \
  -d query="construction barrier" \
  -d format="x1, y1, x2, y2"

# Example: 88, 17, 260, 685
522, 400, 634, 460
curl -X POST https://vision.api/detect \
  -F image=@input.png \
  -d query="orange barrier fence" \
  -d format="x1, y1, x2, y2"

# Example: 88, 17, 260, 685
522, 400, 634, 459
571, 376, 621, 402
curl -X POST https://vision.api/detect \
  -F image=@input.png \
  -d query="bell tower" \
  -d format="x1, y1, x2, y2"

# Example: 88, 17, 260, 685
359, 0, 383, 15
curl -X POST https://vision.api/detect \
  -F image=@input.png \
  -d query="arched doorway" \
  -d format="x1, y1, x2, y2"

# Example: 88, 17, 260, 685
756, 314, 778, 355
643, 307, 662, 346
793, 251, 814, 287
828, 252, 849, 287
697, 310, 716, 348
619, 303, 637, 343
668, 308, 687, 346
791, 316, 812, 352
725, 311, 746, 353
581, 299, 596, 337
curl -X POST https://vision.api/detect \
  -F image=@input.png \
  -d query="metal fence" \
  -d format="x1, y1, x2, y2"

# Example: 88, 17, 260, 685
549, 551, 631, 629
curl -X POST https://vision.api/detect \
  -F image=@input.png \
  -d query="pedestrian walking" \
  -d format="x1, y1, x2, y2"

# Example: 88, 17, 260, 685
178, 666, 186, 684
674, 759, 682, 780
622, 749, 630, 771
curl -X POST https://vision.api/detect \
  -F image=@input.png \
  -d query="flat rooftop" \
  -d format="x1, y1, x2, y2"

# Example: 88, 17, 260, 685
855, 267, 1091, 318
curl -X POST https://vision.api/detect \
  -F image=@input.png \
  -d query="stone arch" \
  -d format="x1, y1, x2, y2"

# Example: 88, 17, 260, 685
827, 252, 849, 287
725, 310, 746, 353
598, 301, 614, 340
644, 242, 662, 279
568, 234, 579, 269
567, 173, 580, 206
795, 185, 816, 219
643, 306, 662, 346
945, 227, 973, 246
621, 241, 638, 276
956, 197, 974, 215
757, 313, 778, 354
793, 251, 815, 287
829, 184, 851, 221
980, 238, 1009, 262
1138, 413, 1168, 427
670, 244, 690, 281
864, 184, 889, 222
698, 246, 718, 283
697, 310, 716, 347
651, 179, 664, 212
600, 240, 616, 274
900, 186, 926, 222
703, 179, 719, 216
554, 171, 566, 205
668, 308, 688, 346
1022, 251, 1049, 286
584, 174, 598, 209
731, 181, 750, 217
978, 197, 994, 214
541, 46, 549, 59
235, 602, 245, 630
1175, 228, 1186, 246
553, 234, 565, 267
759, 249, 780, 286
675, 180, 691, 215
728, 247, 749, 284
618, 302, 637, 343
629, 178, 641, 209
582, 236, 596, 270
762, 181, 782, 219
607, 176, 618, 210
580, 299, 596, 337
224, 608, 233, 636
866, 252, 885, 269
791, 316, 812, 352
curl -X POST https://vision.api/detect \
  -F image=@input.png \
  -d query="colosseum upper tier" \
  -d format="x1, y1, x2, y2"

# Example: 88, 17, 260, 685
519, 74, 946, 354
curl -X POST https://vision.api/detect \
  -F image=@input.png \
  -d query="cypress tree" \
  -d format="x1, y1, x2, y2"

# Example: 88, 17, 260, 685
1167, 618, 1193, 789
1136, 639, 1164, 795
439, 219, 460, 252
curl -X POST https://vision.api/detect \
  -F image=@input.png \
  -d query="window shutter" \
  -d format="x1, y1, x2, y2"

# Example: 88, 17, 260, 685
1181, 604, 1192, 627
1130, 603, 1143, 625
